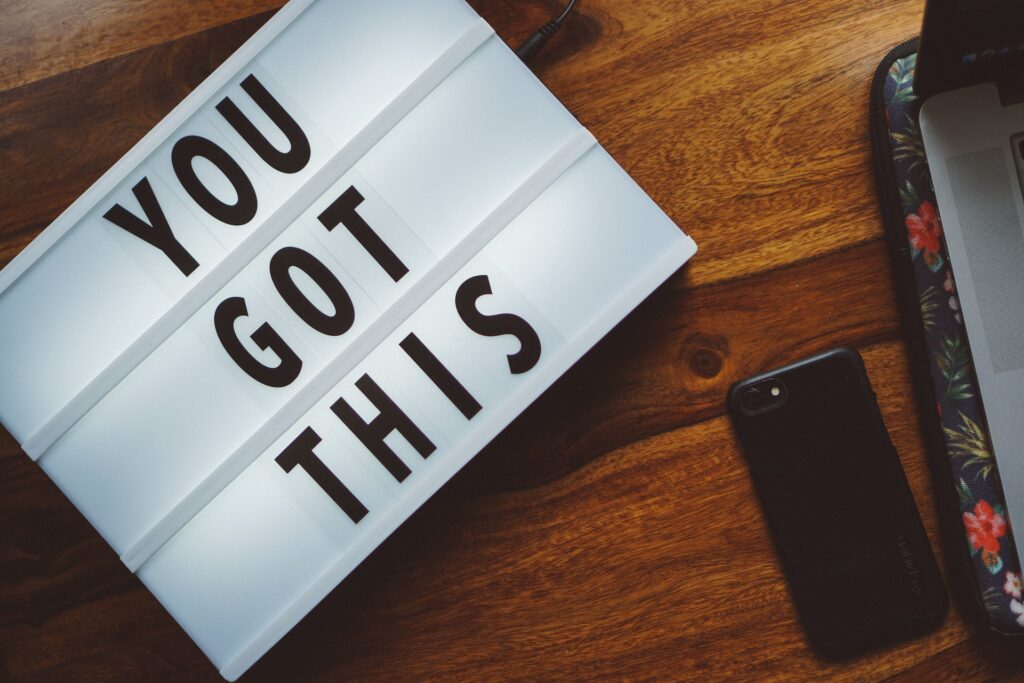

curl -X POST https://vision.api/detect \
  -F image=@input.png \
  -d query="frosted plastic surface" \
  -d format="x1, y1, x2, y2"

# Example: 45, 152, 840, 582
139, 150, 693, 675
359, 36, 581, 255
256, 0, 480, 146
0, 0, 480, 448
0, 1, 696, 679
34, 40, 585, 557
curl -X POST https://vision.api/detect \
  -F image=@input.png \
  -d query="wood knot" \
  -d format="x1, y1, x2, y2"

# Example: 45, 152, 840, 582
689, 348, 721, 378
683, 334, 728, 380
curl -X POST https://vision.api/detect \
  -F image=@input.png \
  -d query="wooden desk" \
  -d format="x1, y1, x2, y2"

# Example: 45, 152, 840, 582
2, 1, 1023, 679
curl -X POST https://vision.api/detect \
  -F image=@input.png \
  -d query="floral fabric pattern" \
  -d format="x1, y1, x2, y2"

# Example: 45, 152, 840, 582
906, 200, 944, 270
882, 52, 1022, 633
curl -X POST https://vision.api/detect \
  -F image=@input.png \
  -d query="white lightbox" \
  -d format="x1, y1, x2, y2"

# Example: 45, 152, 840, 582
0, 0, 696, 678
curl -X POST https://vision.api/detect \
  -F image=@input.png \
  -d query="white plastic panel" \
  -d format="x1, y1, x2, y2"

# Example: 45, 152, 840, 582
139, 462, 350, 667
101, 171, 229, 300
242, 220, 381, 364
485, 145, 689, 339
145, 111, 286, 251
358, 36, 582, 255
0, 0, 483, 450
206, 65, 334, 199
138, 144, 694, 679
0, 1, 696, 680
256, 0, 481, 147
41, 278, 325, 553
0, 211, 171, 443
395, 257, 565, 413
41, 326, 271, 550
0, 89, 318, 446
37, 109, 579, 558
302, 169, 437, 309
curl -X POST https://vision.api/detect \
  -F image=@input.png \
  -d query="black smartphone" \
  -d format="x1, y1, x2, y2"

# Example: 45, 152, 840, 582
727, 348, 947, 659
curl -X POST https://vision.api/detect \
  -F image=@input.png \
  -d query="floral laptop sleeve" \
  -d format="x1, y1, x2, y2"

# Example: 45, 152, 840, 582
872, 40, 1024, 637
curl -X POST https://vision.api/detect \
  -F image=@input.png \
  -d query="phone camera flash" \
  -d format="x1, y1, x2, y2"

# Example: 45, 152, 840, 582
770, 386, 781, 397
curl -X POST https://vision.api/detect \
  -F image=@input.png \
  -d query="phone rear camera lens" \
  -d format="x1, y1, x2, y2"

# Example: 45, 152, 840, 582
740, 388, 763, 411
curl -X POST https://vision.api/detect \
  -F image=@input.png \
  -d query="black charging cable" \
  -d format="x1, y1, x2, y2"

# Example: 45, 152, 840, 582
515, 0, 579, 62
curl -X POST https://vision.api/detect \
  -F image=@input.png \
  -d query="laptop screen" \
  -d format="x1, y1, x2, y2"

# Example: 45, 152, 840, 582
915, 0, 1024, 100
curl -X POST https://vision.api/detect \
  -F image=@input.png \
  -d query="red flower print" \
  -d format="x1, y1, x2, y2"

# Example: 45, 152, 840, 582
906, 201, 944, 270
964, 500, 1006, 554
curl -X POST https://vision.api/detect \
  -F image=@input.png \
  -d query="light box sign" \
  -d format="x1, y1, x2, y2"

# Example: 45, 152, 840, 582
0, 0, 695, 678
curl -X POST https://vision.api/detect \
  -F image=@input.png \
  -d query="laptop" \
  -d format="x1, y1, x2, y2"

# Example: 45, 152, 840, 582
916, 1, 1024, 570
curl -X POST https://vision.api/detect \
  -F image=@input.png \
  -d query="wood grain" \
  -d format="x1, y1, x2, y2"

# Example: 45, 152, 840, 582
0, 0, 284, 92
1, 0, 1021, 681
